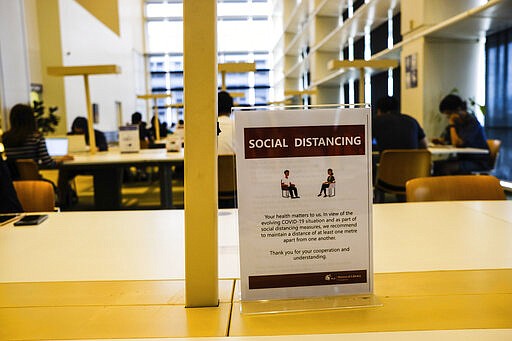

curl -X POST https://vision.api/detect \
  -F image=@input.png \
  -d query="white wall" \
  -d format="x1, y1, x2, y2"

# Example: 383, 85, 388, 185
423, 38, 480, 138
400, 0, 483, 139
58, 0, 145, 132
0, 0, 31, 130
24, 0, 43, 85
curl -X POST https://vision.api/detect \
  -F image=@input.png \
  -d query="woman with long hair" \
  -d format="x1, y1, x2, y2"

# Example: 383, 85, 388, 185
3, 104, 58, 169
69, 116, 108, 151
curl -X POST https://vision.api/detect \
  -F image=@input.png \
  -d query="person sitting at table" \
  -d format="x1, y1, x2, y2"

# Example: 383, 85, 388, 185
149, 115, 168, 140
317, 168, 335, 197
217, 91, 235, 155
432, 94, 490, 175
131, 111, 150, 143
281, 169, 300, 199
173, 119, 185, 145
372, 96, 428, 151
2, 103, 73, 178
68, 116, 108, 152
371, 96, 427, 185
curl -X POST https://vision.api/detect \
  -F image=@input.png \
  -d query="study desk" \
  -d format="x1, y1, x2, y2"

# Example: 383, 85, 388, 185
371, 146, 489, 156
1, 201, 511, 283
428, 145, 489, 155
0, 201, 511, 339
58, 148, 184, 210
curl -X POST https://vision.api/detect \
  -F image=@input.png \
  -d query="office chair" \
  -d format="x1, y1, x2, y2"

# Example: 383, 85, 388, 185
374, 149, 432, 203
406, 175, 506, 202
13, 180, 56, 212
218, 154, 237, 208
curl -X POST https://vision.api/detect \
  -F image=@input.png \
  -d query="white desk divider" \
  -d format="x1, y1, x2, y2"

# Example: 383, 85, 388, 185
234, 104, 377, 314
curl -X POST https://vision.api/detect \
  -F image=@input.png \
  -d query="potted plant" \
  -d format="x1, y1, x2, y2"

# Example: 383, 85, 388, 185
33, 100, 60, 135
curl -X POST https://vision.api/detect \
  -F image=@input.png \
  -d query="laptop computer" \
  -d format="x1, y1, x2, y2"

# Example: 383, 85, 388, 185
67, 134, 88, 153
45, 137, 69, 156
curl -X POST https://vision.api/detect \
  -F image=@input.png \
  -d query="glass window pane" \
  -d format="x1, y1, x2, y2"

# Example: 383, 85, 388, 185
232, 90, 250, 105
218, 18, 271, 52
170, 72, 184, 89
255, 88, 270, 105
226, 73, 249, 88
146, 3, 182, 18
255, 70, 269, 86
218, 2, 269, 16
147, 21, 183, 53
149, 56, 166, 72
151, 72, 167, 89
145, 0, 272, 107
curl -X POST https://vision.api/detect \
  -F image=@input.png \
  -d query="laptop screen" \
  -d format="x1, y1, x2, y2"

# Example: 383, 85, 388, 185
67, 134, 88, 153
45, 137, 69, 156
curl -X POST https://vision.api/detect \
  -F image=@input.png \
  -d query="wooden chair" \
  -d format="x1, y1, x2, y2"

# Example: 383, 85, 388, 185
15, 159, 42, 180
406, 175, 506, 202
218, 154, 237, 208
13, 180, 56, 212
374, 149, 432, 202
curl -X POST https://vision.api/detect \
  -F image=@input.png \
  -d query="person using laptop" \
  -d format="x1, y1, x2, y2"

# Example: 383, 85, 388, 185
68, 116, 108, 151
2, 104, 73, 178
432, 94, 490, 175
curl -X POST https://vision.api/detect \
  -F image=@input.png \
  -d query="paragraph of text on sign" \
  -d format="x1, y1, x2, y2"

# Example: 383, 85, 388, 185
259, 210, 358, 261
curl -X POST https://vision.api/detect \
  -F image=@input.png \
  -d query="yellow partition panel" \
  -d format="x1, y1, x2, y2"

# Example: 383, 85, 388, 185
183, 0, 219, 308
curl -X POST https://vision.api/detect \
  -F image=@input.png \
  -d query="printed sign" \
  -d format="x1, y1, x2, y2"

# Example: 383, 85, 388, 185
235, 107, 373, 301
119, 125, 140, 153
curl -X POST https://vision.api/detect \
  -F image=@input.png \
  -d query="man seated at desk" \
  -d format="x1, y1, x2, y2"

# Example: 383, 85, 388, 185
372, 96, 428, 151
372, 96, 427, 183
431, 94, 490, 175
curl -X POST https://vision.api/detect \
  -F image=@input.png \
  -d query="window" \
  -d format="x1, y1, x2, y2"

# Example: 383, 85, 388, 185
144, 0, 273, 123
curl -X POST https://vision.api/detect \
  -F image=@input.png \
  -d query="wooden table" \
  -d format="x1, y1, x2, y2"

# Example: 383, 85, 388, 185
428, 145, 489, 155
0, 201, 511, 339
58, 148, 184, 210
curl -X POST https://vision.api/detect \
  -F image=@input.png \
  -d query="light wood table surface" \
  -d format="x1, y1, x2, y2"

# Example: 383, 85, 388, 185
59, 148, 184, 210
0, 201, 511, 339
427, 146, 489, 155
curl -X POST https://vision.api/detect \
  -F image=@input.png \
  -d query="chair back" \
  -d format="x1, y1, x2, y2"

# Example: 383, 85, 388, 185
375, 149, 432, 195
486, 139, 501, 170
13, 180, 55, 212
15, 159, 42, 180
406, 175, 506, 202
218, 154, 237, 207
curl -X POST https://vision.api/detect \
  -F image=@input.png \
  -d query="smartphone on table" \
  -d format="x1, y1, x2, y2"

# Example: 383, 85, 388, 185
13, 214, 49, 226
0, 214, 22, 226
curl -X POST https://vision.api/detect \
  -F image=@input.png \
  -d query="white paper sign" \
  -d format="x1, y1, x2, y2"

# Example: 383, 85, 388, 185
119, 125, 140, 153
235, 107, 373, 301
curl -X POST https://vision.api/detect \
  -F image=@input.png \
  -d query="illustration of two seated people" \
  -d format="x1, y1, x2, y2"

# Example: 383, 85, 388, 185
281, 168, 335, 199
